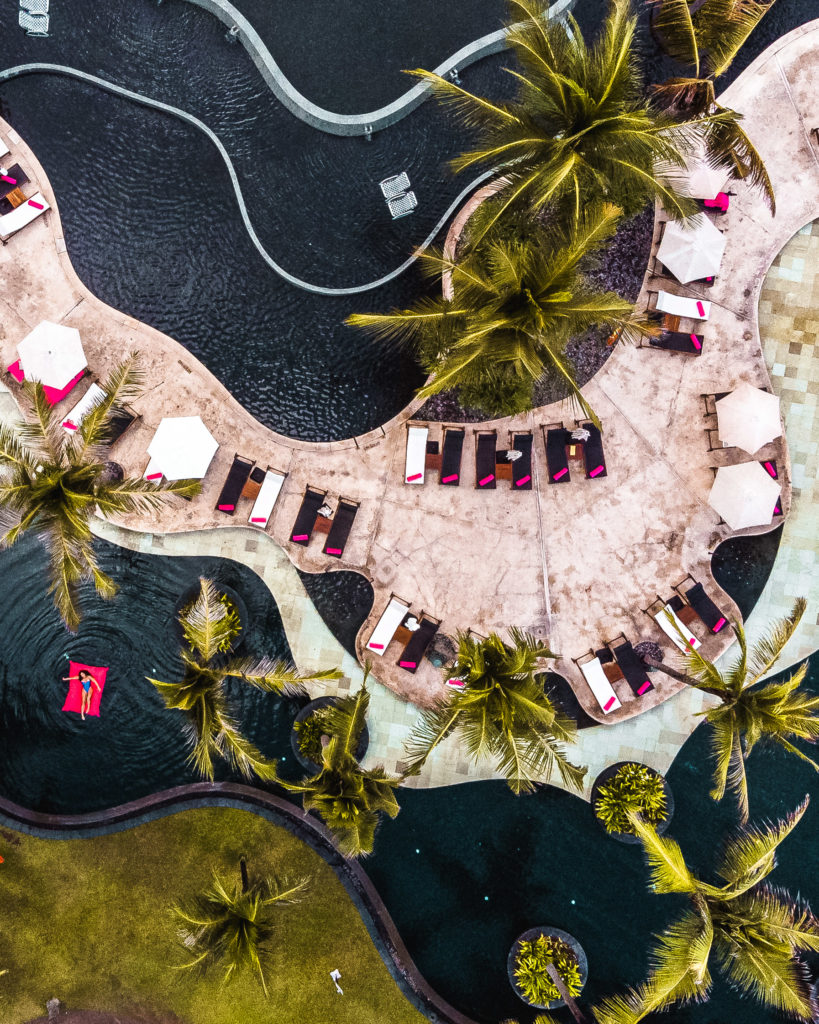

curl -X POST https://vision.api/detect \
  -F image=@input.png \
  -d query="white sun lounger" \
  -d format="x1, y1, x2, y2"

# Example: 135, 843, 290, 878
655, 604, 701, 653
144, 458, 164, 481
655, 291, 711, 320
580, 658, 622, 714
366, 596, 410, 655
248, 469, 286, 528
0, 192, 50, 240
61, 383, 106, 432
0, 139, 9, 159
404, 425, 428, 484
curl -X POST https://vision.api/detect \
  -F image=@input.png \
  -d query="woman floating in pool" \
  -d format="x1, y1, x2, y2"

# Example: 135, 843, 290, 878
62, 669, 101, 720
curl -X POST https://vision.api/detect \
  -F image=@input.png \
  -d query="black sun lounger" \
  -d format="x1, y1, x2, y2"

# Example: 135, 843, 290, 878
440, 429, 465, 486
581, 424, 607, 479
398, 617, 440, 673
546, 428, 571, 483
475, 433, 497, 489
107, 405, 139, 444
511, 433, 533, 490
216, 455, 254, 514
291, 487, 325, 545
611, 640, 653, 696
685, 582, 728, 633
323, 499, 358, 558
761, 459, 783, 515
649, 331, 704, 355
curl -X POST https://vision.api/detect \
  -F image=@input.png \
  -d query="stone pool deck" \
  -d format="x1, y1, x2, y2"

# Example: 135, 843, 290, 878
0, 23, 817, 787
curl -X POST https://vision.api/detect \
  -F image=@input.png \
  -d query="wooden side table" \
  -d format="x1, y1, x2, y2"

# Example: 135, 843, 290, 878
241, 466, 265, 501
313, 515, 333, 535
495, 462, 513, 480
394, 625, 413, 647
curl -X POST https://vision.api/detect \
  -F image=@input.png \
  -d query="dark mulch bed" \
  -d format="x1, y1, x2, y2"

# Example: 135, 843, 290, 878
417, 204, 655, 424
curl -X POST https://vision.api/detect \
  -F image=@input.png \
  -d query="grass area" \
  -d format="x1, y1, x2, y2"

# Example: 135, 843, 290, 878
0, 807, 427, 1024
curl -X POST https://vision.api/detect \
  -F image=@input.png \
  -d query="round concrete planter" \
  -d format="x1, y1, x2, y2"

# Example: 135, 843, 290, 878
172, 580, 248, 659
590, 761, 674, 845
291, 695, 369, 775
507, 926, 588, 1010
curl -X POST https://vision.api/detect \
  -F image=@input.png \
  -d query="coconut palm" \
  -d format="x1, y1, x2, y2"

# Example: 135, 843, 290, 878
0, 357, 199, 630
594, 798, 819, 1023
643, 598, 819, 821
276, 681, 401, 858
172, 857, 309, 996
403, 629, 586, 794
407, 0, 704, 241
347, 203, 653, 422
148, 578, 342, 782
650, 0, 777, 209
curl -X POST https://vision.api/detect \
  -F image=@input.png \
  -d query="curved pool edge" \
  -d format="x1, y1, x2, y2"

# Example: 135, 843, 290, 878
0, 782, 480, 1024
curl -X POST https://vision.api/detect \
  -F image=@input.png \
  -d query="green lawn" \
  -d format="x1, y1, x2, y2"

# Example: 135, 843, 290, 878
0, 807, 427, 1024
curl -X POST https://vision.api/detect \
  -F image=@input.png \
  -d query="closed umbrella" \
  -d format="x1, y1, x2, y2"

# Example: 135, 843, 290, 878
708, 462, 781, 531
657, 214, 726, 284
17, 321, 87, 390
146, 416, 219, 480
716, 383, 782, 454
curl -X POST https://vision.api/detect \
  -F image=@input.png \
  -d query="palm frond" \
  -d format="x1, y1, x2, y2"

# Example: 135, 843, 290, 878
693, 0, 776, 78
179, 578, 239, 663
629, 814, 700, 895
714, 797, 809, 895
650, 0, 700, 72
401, 702, 463, 777
745, 598, 806, 685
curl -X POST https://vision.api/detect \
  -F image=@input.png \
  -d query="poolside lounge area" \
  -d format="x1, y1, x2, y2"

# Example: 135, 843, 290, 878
1, 21, 816, 729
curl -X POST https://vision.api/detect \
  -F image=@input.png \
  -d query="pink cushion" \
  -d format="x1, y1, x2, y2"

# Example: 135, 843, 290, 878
603, 696, 616, 711
553, 467, 568, 481
690, 334, 702, 351
764, 461, 777, 478
441, 474, 458, 483
696, 301, 705, 317
478, 474, 494, 486
28, 200, 44, 210
7, 360, 24, 383
326, 547, 342, 555
146, 472, 163, 481
251, 516, 267, 523
406, 472, 422, 482
399, 660, 416, 669
292, 533, 309, 542
43, 369, 85, 406
637, 681, 652, 695
62, 662, 108, 716
515, 474, 531, 487
713, 617, 726, 633
1, 174, 16, 184
218, 504, 234, 511
368, 642, 384, 650
62, 420, 78, 430
589, 465, 604, 478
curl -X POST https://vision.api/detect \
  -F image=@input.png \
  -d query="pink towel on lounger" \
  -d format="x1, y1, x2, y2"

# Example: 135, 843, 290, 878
62, 662, 108, 716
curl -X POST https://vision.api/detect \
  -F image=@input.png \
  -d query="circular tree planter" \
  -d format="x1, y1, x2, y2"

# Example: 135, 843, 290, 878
507, 926, 588, 1011
172, 580, 248, 657
590, 761, 674, 845
291, 695, 369, 775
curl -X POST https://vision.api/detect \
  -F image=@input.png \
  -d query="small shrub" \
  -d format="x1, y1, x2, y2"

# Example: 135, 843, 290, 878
514, 933, 582, 1005
458, 367, 534, 418
294, 711, 328, 763
594, 762, 667, 835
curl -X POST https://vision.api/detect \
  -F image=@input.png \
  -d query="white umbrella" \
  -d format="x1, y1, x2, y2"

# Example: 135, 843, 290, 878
17, 321, 87, 390
683, 152, 728, 200
146, 416, 219, 480
657, 214, 726, 284
708, 462, 781, 531
716, 383, 782, 455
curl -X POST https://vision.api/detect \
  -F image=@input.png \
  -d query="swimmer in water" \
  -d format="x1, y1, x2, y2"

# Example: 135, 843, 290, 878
62, 669, 100, 720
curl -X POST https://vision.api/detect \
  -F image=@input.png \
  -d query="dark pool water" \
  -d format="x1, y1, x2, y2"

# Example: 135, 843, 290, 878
297, 568, 374, 658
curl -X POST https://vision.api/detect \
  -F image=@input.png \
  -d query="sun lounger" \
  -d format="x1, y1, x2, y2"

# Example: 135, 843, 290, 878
61, 383, 106, 432
685, 582, 727, 633
0, 139, 9, 159
324, 499, 358, 558
546, 427, 571, 483
216, 454, 254, 514
388, 191, 417, 220
649, 331, 704, 355
248, 469, 286, 528
654, 291, 711, 320
654, 603, 701, 653
144, 458, 163, 481
367, 596, 411, 655
579, 423, 607, 479
511, 433, 533, 489
0, 192, 50, 239
611, 640, 653, 696
475, 433, 497, 488
579, 657, 622, 714
107, 405, 138, 444
439, 428, 464, 485
405, 425, 428, 484
290, 486, 325, 544
398, 617, 440, 673
380, 172, 410, 200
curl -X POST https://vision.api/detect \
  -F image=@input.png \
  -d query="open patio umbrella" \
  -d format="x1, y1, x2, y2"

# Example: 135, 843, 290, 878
146, 416, 219, 480
17, 321, 86, 390
657, 214, 726, 284
716, 383, 782, 455
708, 461, 781, 531
683, 151, 728, 200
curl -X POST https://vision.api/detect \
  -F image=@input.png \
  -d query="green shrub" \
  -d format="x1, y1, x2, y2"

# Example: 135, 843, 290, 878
458, 367, 534, 418
513, 933, 582, 1005
594, 762, 667, 835
293, 711, 328, 763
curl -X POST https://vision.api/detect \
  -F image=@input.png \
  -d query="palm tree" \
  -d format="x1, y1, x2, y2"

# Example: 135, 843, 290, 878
347, 203, 653, 422
593, 799, 819, 1023
276, 682, 401, 858
148, 578, 342, 782
406, 0, 704, 240
0, 357, 198, 630
403, 629, 586, 794
650, 0, 777, 210
642, 599, 819, 821
172, 857, 309, 996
